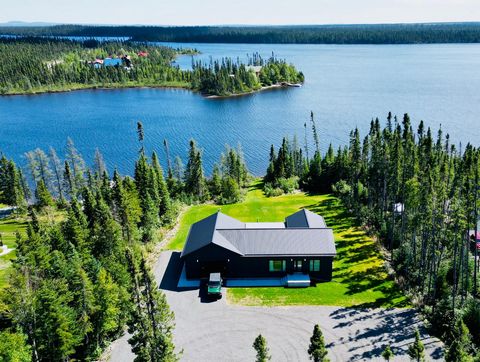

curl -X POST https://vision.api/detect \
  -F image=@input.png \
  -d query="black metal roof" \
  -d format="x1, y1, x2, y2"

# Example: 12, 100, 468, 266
285, 209, 327, 228
180, 210, 336, 258
217, 228, 335, 256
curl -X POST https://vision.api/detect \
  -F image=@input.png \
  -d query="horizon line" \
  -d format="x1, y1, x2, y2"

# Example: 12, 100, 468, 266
2, 20, 480, 28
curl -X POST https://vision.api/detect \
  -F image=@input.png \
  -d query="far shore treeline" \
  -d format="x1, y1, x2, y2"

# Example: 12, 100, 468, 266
1, 23, 480, 44
0, 37, 304, 96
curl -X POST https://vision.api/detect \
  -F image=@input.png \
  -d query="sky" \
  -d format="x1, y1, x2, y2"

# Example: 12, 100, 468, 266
0, 0, 479, 26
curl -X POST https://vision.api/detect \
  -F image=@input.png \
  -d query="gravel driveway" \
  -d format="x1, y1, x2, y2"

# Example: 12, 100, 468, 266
107, 251, 443, 361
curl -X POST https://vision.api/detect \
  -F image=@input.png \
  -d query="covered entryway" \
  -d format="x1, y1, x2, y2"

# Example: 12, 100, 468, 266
293, 259, 303, 272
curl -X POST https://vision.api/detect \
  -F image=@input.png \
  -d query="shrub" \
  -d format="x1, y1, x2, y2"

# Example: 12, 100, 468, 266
277, 176, 299, 194
218, 177, 242, 205
263, 183, 284, 197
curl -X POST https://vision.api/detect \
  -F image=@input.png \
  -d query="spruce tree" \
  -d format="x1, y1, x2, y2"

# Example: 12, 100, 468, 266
0, 330, 32, 362
445, 320, 472, 362
49, 147, 65, 201
63, 160, 76, 199
381, 344, 394, 361
127, 250, 177, 362
253, 334, 271, 362
92, 268, 123, 351
151, 152, 174, 225
407, 329, 425, 362
184, 139, 209, 201
0, 157, 26, 207
65, 137, 86, 192
35, 179, 54, 208
210, 163, 222, 198
308, 324, 329, 362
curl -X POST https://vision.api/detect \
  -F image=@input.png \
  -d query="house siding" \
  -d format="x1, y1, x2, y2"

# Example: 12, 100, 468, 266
183, 244, 333, 281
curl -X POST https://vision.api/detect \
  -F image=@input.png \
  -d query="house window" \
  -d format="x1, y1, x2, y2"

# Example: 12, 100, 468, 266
269, 260, 286, 272
309, 260, 320, 272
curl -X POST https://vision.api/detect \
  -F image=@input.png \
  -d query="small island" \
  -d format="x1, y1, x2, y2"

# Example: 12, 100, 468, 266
0, 37, 304, 97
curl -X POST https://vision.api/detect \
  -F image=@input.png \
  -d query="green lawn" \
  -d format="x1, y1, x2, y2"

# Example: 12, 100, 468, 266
167, 181, 409, 308
0, 217, 27, 288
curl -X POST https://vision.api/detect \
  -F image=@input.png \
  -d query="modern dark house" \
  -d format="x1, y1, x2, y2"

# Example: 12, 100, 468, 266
180, 209, 336, 286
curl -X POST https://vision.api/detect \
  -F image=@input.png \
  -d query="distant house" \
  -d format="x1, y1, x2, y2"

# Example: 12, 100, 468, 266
89, 59, 104, 69
181, 209, 336, 286
246, 65, 262, 77
103, 58, 123, 67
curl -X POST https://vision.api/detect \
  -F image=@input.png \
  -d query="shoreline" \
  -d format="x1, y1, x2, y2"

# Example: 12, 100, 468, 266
204, 83, 303, 99
0, 81, 302, 99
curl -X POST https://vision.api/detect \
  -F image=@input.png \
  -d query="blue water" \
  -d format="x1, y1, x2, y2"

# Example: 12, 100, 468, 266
1, 43, 480, 176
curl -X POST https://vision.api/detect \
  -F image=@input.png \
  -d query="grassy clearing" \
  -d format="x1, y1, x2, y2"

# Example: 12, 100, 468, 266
167, 181, 409, 308
0, 217, 27, 288
0, 208, 66, 289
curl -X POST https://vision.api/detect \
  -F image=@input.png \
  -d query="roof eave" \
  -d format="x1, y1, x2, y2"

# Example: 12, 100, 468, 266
242, 253, 337, 257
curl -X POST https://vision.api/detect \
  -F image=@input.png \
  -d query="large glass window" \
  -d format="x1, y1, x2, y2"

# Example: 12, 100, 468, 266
269, 260, 286, 272
309, 260, 320, 272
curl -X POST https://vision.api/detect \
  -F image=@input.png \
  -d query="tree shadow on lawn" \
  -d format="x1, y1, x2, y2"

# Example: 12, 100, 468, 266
308, 198, 353, 234
247, 181, 264, 193
307, 196, 408, 308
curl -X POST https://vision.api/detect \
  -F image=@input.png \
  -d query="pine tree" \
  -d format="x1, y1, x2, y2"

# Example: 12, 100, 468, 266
127, 250, 177, 362
253, 334, 271, 362
445, 320, 473, 362
112, 171, 141, 243
139, 193, 158, 243
219, 176, 241, 205
49, 147, 65, 202
65, 137, 86, 193
92, 268, 123, 351
137, 121, 145, 154
90, 196, 123, 258
34, 279, 82, 360
210, 163, 222, 198
184, 139, 208, 201
35, 179, 54, 208
407, 329, 425, 362
0, 330, 32, 362
151, 152, 174, 225
94, 148, 107, 178
0, 157, 26, 207
381, 344, 394, 361
308, 324, 329, 362
63, 161, 76, 199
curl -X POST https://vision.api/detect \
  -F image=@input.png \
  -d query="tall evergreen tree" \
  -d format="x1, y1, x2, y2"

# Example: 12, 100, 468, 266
253, 334, 271, 362
308, 325, 329, 362
184, 140, 208, 201
35, 179, 54, 208
127, 250, 177, 362
407, 329, 425, 362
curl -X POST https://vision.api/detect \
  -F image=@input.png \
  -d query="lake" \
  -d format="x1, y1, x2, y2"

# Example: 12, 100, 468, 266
1, 43, 479, 176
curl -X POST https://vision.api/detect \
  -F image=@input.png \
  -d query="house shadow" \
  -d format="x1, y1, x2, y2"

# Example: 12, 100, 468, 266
159, 251, 197, 292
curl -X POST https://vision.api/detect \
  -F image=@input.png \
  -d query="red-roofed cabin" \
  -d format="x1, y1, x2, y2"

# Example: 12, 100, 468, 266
138, 51, 149, 57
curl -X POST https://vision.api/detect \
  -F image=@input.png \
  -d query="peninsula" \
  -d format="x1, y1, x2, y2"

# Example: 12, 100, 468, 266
0, 37, 304, 97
